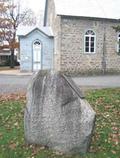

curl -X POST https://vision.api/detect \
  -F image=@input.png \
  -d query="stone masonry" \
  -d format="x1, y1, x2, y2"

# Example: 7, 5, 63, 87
60, 17, 120, 74
45, 0, 120, 74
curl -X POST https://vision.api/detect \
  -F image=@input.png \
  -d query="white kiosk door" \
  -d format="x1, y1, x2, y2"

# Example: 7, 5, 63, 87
33, 40, 41, 71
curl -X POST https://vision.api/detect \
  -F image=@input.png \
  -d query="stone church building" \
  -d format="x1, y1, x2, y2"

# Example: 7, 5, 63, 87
44, 0, 120, 74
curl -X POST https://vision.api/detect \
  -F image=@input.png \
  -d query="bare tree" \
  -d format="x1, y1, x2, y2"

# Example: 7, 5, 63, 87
0, 0, 36, 68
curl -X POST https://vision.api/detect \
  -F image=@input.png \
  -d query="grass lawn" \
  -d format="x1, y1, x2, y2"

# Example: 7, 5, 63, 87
0, 89, 120, 158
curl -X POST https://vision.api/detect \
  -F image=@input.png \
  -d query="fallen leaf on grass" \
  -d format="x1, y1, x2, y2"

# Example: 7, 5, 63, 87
53, 150, 63, 156
9, 143, 17, 150
14, 122, 18, 126
39, 146, 45, 150
0, 132, 3, 139
111, 150, 117, 154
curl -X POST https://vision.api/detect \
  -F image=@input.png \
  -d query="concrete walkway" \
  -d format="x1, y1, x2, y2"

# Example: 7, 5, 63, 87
0, 69, 33, 76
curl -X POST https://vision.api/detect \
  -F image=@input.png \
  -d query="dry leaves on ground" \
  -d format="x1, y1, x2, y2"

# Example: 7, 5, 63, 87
0, 92, 26, 102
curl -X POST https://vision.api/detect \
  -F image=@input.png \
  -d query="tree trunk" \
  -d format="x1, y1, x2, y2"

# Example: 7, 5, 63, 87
10, 48, 14, 68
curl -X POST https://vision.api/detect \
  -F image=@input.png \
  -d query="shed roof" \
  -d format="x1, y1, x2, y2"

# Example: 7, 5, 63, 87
54, 0, 120, 20
17, 26, 53, 37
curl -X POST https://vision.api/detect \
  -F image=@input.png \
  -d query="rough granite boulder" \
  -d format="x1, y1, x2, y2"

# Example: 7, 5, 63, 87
24, 70, 96, 154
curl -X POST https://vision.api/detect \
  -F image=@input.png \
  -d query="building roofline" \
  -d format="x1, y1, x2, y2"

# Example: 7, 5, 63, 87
18, 27, 54, 38
57, 14, 120, 22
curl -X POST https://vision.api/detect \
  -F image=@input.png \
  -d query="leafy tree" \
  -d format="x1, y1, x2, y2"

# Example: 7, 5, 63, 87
113, 26, 120, 32
0, 0, 36, 68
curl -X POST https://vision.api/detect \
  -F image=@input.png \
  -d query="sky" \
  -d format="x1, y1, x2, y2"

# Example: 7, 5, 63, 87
25, 0, 45, 14
54, 0, 120, 19
9, 0, 45, 26
16, 0, 120, 20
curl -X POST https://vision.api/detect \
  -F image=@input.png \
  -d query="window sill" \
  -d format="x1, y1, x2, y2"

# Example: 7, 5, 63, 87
84, 52, 96, 55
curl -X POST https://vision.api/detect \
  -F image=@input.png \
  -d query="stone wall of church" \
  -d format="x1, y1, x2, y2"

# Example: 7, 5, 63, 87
59, 16, 120, 74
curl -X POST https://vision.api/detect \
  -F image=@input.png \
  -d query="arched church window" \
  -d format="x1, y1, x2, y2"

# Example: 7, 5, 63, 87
84, 30, 96, 53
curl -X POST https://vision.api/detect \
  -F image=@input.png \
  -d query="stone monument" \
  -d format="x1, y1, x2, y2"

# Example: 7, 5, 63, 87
24, 70, 96, 154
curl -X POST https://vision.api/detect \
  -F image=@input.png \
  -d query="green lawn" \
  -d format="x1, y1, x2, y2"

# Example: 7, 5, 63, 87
0, 89, 120, 158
